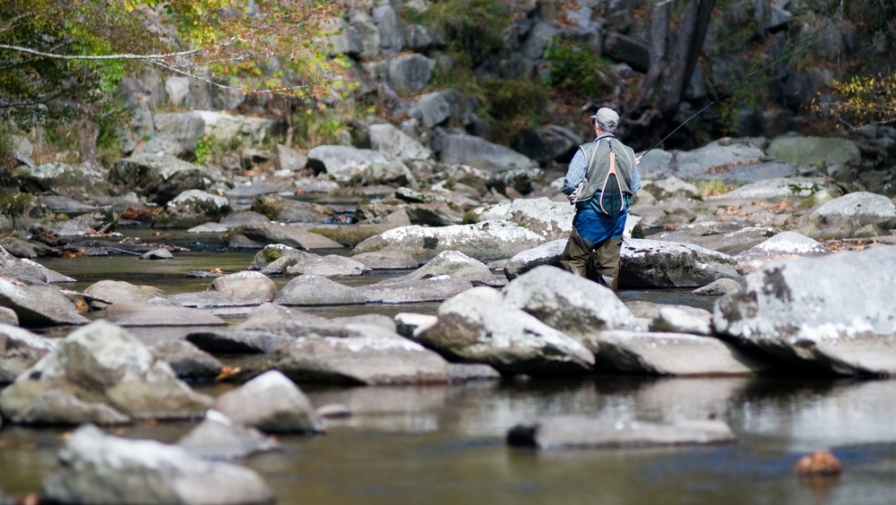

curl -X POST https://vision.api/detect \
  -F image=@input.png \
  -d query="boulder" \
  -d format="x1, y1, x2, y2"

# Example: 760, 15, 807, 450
0, 320, 212, 424
241, 328, 451, 386
650, 223, 775, 255
226, 222, 344, 250
693, 278, 742, 296
357, 276, 474, 304
709, 177, 836, 203
811, 191, 896, 227
186, 329, 294, 355
714, 246, 896, 375
154, 189, 232, 229
351, 220, 546, 263
194, 110, 280, 146
767, 136, 861, 169
274, 275, 366, 306
41, 424, 274, 505
352, 250, 420, 269
507, 417, 736, 449
148, 340, 224, 382
285, 255, 369, 277
105, 303, 227, 327
83, 280, 165, 309
418, 287, 595, 375
386, 53, 434, 92
409, 91, 452, 128
402, 250, 496, 284
234, 303, 396, 338
585, 330, 768, 375
211, 271, 278, 305
735, 231, 829, 274
0, 323, 57, 384
439, 134, 539, 171
501, 266, 639, 342
0, 277, 89, 327
212, 371, 324, 433
620, 239, 742, 288
648, 306, 713, 336
177, 410, 280, 460
307, 145, 387, 181
0, 247, 75, 283
110, 153, 207, 205
368, 122, 432, 161
472, 198, 575, 240
503, 239, 567, 280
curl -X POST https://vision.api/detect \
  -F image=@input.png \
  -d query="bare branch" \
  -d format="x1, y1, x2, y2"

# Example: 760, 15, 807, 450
0, 38, 238, 62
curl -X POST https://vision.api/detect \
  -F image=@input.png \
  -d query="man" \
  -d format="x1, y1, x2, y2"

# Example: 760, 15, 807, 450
560, 107, 641, 291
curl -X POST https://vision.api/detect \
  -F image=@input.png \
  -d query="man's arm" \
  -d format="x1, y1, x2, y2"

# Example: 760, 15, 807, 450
562, 149, 587, 195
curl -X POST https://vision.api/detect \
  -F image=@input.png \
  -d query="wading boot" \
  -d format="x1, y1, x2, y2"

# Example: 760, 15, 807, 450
591, 238, 622, 291
560, 228, 594, 278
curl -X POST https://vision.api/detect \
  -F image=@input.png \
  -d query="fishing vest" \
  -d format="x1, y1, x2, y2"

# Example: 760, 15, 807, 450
574, 137, 637, 217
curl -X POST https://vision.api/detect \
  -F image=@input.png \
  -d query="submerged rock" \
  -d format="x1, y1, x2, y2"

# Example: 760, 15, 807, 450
41, 424, 274, 505
507, 417, 737, 449
177, 410, 280, 460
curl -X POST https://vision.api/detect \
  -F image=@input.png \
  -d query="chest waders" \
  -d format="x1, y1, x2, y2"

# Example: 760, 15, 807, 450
560, 142, 628, 291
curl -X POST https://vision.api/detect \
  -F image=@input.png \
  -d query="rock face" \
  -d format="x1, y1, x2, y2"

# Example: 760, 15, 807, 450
212, 371, 324, 433
41, 424, 275, 505
714, 246, 896, 376
507, 417, 737, 449
0, 321, 212, 425
418, 287, 595, 375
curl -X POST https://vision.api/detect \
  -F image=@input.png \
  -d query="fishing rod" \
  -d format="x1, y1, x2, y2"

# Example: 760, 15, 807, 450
639, 19, 844, 159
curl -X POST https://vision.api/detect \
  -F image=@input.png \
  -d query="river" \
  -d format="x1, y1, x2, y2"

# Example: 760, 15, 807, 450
3, 231, 894, 505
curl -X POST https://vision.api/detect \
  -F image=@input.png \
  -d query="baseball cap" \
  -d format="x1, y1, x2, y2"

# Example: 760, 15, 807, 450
591, 107, 619, 124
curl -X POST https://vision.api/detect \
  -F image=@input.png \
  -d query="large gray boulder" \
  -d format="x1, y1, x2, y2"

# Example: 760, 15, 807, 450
307, 145, 387, 181
0, 246, 75, 283
285, 255, 369, 277
714, 246, 896, 376
368, 122, 432, 162
735, 231, 829, 274
226, 222, 344, 250
212, 371, 324, 434
503, 239, 567, 280
110, 153, 207, 205
211, 271, 278, 305
41, 424, 274, 505
507, 417, 736, 449
0, 321, 212, 424
351, 220, 546, 263
386, 53, 434, 92
234, 303, 396, 338
621, 239, 742, 288
83, 280, 165, 309
585, 330, 769, 376
439, 134, 538, 170
154, 189, 232, 229
241, 328, 452, 386
811, 191, 896, 227
472, 198, 575, 240
418, 287, 595, 375
767, 136, 861, 168
0, 277, 89, 327
502, 266, 639, 342
274, 275, 366, 306
357, 276, 474, 304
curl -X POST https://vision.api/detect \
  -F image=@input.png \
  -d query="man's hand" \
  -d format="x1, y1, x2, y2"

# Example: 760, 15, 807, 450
567, 179, 586, 204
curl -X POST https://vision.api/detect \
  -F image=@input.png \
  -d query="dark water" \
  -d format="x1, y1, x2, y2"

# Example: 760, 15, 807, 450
8, 233, 896, 504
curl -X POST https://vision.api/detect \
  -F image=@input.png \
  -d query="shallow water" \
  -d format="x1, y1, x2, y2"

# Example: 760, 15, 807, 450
11, 232, 896, 504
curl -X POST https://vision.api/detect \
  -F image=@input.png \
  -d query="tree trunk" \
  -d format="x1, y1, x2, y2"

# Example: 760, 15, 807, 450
640, 0, 716, 119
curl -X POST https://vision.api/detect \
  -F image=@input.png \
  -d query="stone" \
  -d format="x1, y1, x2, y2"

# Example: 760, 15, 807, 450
105, 303, 227, 327
767, 136, 861, 169
0, 247, 76, 284
418, 287, 595, 376
0, 323, 56, 384
368, 122, 432, 161
735, 231, 829, 274
110, 153, 207, 206
285, 255, 369, 277
507, 417, 736, 449
0, 277, 89, 327
148, 340, 224, 382
503, 239, 567, 280
226, 221, 345, 250
358, 276, 474, 304
274, 275, 366, 306
812, 191, 896, 226
502, 266, 639, 342
211, 271, 278, 305
212, 371, 324, 433
621, 239, 742, 288
177, 410, 280, 460
141, 248, 175, 260
649, 306, 713, 336
352, 250, 420, 269
693, 278, 742, 296
714, 245, 896, 375
0, 321, 212, 424
41, 424, 274, 505
439, 134, 538, 170
473, 197, 575, 240
186, 329, 294, 355
386, 53, 434, 92
83, 280, 165, 309
242, 328, 451, 386
234, 303, 396, 338
351, 220, 546, 263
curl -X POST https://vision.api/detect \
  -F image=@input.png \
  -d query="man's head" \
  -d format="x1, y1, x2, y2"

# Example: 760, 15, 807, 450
591, 107, 619, 134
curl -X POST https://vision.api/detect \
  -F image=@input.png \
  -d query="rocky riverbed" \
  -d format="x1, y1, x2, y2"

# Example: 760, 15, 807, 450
1, 131, 895, 504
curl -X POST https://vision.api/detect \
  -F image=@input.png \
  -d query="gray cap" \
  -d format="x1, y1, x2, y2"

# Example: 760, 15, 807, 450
591, 107, 619, 124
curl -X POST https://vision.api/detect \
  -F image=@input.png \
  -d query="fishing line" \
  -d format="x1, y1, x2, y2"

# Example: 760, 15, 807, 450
639, 17, 845, 158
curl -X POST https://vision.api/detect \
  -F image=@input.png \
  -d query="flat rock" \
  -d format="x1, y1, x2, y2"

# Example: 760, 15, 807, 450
227, 222, 344, 250
357, 276, 474, 303
507, 417, 737, 449
0, 277, 89, 327
186, 329, 294, 354
274, 275, 366, 306
620, 239, 742, 288
735, 231, 829, 274
105, 303, 227, 327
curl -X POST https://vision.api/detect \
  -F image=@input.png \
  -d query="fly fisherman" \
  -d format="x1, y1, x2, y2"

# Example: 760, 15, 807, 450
560, 107, 641, 291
